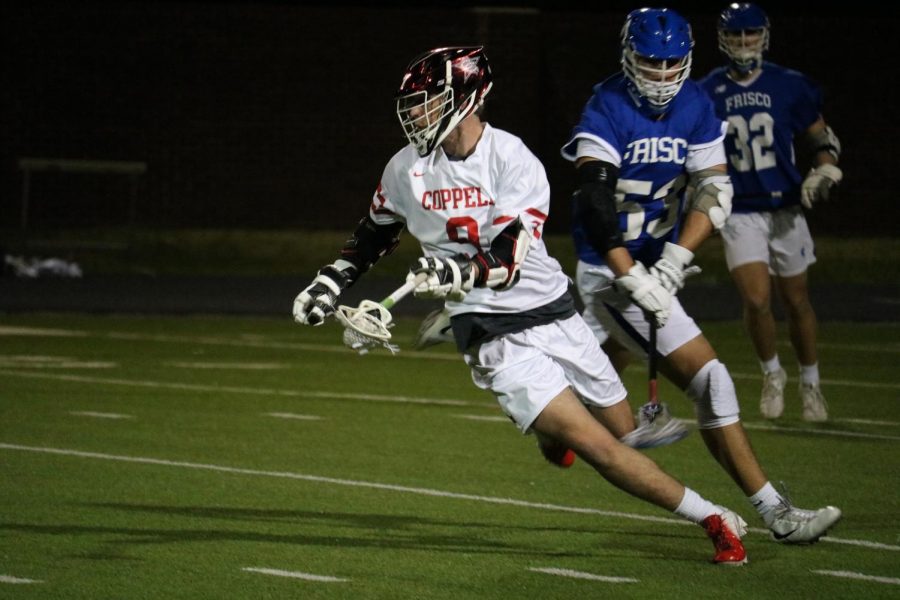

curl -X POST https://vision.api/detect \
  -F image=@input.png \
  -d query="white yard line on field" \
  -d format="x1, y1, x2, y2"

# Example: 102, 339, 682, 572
800, 341, 900, 354
673, 418, 900, 442
0, 575, 43, 584
69, 411, 134, 420
452, 414, 508, 422
729, 371, 900, 391
0, 370, 492, 408
812, 570, 900, 585
738, 421, 900, 442
837, 418, 900, 427
0, 326, 87, 337
241, 567, 348, 582
265, 412, 323, 421
528, 567, 638, 583
1, 442, 896, 553
167, 362, 289, 370
0, 355, 116, 369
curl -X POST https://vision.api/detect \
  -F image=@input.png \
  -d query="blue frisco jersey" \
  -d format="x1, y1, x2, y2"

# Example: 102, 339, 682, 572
699, 62, 822, 212
562, 74, 725, 267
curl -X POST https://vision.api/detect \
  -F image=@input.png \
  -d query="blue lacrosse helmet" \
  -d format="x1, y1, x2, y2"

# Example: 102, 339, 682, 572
718, 3, 770, 74
621, 8, 694, 113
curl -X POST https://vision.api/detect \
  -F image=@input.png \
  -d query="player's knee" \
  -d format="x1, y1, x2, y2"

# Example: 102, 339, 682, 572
785, 297, 815, 320
742, 293, 771, 314
686, 359, 740, 429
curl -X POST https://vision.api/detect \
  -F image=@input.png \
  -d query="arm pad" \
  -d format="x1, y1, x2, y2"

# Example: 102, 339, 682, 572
807, 124, 841, 162
339, 215, 405, 281
573, 160, 623, 254
687, 168, 733, 230
471, 218, 532, 290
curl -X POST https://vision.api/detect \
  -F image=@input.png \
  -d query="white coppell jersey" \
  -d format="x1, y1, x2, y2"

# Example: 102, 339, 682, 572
370, 123, 570, 317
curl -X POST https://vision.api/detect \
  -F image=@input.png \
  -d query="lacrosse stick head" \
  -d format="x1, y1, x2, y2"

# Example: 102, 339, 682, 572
622, 402, 691, 449
334, 300, 399, 354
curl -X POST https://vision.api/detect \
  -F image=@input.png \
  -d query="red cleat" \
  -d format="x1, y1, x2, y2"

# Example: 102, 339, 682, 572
702, 511, 748, 566
537, 439, 576, 468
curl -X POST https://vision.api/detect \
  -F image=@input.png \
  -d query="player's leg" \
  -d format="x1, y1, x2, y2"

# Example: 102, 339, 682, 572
731, 262, 778, 363
533, 389, 680, 506
722, 212, 787, 418
532, 387, 747, 564
657, 333, 767, 495
537, 313, 635, 463
465, 320, 747, 564
659, 325, 840, 543
776, 272, 827, 421
776, 271, 817, 366
770, 208, 827, 422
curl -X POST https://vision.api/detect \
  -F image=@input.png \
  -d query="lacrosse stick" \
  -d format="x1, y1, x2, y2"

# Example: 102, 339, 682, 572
334, 272, 428, 355
621, 311, 691, 449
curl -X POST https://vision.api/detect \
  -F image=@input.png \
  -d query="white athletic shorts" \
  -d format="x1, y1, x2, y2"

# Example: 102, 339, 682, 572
463, 314, 627, 433
720, 206, 816, 277
576, 260, 703, 358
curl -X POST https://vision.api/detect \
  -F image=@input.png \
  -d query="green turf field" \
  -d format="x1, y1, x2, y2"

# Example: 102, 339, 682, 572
1, 314, 898, 598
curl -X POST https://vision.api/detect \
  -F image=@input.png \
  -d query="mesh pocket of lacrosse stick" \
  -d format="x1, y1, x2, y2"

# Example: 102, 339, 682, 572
334, 272, 424, 355
335, 300, 398, 354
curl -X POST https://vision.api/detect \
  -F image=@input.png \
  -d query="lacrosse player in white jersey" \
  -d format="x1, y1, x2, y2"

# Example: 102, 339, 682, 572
293, 46, 750, 565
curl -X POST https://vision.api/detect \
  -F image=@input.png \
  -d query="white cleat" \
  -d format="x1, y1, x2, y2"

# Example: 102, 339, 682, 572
760, 368, 787, 419
800, 382, 829, 422
769, 503, 842, 544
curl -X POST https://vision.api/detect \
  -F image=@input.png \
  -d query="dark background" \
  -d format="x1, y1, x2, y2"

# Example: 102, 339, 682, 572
1, 1, 896, 237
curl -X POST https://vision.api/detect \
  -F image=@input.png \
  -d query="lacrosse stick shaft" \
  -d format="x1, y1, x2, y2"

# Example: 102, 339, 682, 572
648, 318, 659, 406
379, 273, 425, 310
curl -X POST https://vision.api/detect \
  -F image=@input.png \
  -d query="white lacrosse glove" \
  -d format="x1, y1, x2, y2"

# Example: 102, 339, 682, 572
293, 260, 356, 326
650, 242, 701, 294
614, 262, 672, 328
407, 255, 474, 301
801, 164, 842, 209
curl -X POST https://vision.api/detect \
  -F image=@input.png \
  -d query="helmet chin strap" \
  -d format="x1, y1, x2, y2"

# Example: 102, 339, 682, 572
624, 75, 674, 117
441, 112, 484, 159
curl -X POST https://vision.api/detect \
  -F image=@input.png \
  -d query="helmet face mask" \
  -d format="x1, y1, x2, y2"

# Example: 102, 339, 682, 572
621, 8, 693, 114
718, 3, 770, 75
396, 87, 455, 156
395, 46, 493, 157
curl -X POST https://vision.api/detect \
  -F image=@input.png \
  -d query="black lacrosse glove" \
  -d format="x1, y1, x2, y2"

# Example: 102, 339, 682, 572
293, 262, 357, 325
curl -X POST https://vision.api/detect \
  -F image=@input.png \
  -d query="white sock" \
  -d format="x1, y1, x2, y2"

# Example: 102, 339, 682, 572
760, 355, 781, 374
674, 487, 720, 524
748, 482, 785, 526
800, 363, 820, 386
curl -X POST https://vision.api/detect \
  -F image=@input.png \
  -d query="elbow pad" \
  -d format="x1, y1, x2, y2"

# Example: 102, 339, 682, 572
472, 218, 533, 290
688, 169, 733, 230
808, 125, 841, 162
339, 216, 404, 278
574, 161, 623, 254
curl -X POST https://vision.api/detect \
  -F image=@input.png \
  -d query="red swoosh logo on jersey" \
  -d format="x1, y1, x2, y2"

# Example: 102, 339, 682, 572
413, 171, 426, 177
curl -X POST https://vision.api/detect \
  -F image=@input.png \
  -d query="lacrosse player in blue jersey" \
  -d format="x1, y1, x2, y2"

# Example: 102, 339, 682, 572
561, 7, 841, 545
699, 3, 840, 423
